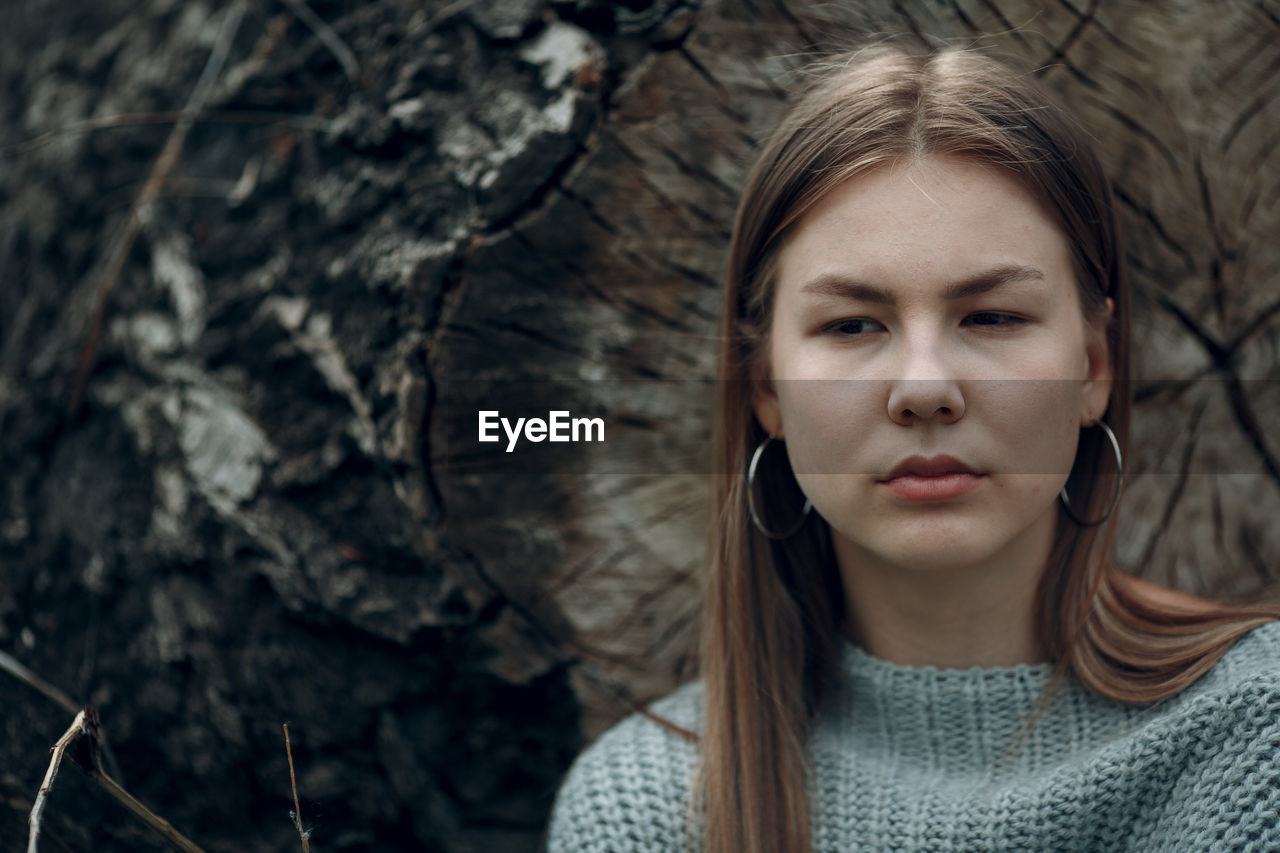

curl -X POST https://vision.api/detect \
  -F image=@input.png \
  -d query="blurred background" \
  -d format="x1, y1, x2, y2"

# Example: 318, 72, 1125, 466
2, 0, 1279, 850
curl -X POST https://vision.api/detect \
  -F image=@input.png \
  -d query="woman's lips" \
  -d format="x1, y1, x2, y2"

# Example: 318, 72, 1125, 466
879, 472, 984, 501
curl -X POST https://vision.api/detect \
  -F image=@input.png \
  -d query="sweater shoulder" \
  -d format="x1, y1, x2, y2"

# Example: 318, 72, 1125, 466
545, 680, 702, 853
1193, 618, 1280, 695
1128, 621, 1280, 848
1135, 619, 1280, 740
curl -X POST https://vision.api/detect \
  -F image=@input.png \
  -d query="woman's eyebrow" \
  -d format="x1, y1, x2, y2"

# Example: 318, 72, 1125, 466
798, 264, 1046, 304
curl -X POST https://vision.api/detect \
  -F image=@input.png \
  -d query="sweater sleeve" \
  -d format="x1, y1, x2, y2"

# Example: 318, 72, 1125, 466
1140, 674, 1280, 852
544, 685, 701, 853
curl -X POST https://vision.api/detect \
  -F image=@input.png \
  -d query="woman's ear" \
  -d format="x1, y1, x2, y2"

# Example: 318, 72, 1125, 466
1081, 296, 1114, 425
750, 358, 783, 437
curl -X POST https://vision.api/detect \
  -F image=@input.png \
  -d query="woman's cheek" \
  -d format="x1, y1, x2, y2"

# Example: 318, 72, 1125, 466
984, 380, 1079, 475
778, 383, 870, 476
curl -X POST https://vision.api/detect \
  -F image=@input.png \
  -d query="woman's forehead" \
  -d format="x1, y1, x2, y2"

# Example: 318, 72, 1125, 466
773, 154, 1076, 297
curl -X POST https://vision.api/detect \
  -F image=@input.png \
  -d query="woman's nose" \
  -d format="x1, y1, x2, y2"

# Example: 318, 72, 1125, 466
885, 337, 965, 425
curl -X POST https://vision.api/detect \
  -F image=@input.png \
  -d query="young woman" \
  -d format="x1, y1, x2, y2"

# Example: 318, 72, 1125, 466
546, 43, 1280, 852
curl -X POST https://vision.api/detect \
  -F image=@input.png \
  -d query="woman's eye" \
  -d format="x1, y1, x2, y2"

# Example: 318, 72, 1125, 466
824, 317, 884, 337
823, 313, 1026, 337
965, 312, 1027, 328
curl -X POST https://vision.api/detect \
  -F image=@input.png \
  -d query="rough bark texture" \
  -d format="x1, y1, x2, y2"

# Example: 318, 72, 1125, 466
1, 0, 1278, 850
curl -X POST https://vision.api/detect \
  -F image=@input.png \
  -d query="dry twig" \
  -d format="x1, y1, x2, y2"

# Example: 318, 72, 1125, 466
84, 767, 209, 853
280, 0, 359, 84
1, 649, 126, 784
2, 109, 335, 157
423, 0, 483, 32
67, 0, 247, 417
27, 706, 209, 853
284, 723, 311, 852
0, 651, 78, 715
27, 709, 87, 853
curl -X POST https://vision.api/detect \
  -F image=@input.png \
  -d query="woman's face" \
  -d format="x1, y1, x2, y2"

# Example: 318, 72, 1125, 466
752, 153, 1113, 574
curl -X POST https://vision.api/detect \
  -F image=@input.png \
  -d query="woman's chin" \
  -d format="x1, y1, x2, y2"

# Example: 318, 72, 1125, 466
831, 523, 1012, 574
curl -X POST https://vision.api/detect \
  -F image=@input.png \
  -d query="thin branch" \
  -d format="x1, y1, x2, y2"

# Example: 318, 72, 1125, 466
283, 723, 311, 852
28, 706, 210, 853
2, 109, 336, 157
82, 765, 209, 853
27, 710, 87, 853
0, 649, 126, 783
0, 650, 79, 715
281, 0, 359, 83
424, 0, 483, 31
67, 0, 248, 418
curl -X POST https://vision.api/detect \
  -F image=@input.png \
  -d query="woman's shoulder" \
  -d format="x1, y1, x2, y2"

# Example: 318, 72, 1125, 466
1227, 616, 1280, 660
1124, 619, 1280, 848
544, 680, 703, 853
577, 678, 704, 753
1121, 577, 1280, 691
1197, 617, 1280, 691
1133, 617, 1280, 746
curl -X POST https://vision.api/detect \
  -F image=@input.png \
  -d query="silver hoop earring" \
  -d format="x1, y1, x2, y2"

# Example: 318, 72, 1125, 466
747, 435, 812, 539
1059, 417, 1123, 526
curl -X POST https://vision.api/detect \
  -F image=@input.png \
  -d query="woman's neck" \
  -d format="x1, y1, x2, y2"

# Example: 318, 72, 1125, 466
833, 508, 1055, 669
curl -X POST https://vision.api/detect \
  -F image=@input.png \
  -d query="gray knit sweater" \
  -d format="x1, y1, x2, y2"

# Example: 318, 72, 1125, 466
546, 620, 1280, 851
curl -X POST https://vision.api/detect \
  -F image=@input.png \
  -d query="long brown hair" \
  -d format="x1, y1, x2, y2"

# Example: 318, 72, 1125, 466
691, 43, 1280, 853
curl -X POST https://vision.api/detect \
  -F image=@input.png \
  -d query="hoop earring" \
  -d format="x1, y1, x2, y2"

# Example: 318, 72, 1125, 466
747, 435, 813, 539
1059, 417, 1123, 526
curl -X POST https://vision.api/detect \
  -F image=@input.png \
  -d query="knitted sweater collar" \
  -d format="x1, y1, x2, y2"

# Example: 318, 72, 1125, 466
820, 640, 1099, 782
840, 640, 1059, 701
